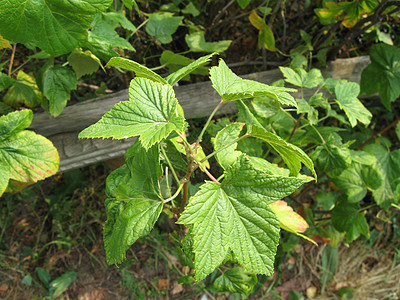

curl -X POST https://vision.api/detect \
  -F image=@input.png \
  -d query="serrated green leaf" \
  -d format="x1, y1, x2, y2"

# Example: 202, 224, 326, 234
349, 150, 376, 165
161, 51, 208, 82
333, 162, 382, 203
0, 109, 32, 141
280, 67, 323, 88
0, 0, 111, 55
332, 200, 370, 243
258, 25, 276, 51
4, 71, 42, 108
102, 11, 136, 32
146, 13, 183, 44
213, 123, 244, 170
364, 144, 400, 208
121, 0, 139, 11
314, 143, 351, 176
67, 49, 103, 79
79, 77, 185, 149
104, 142, 163, 264
84, 31, 120, 62
49, 272, 77, 299
0, 168, 11, 196
360, 43, 400, 110
213, 267, 257, 296
178, 155, 304, 281
165, 53, 215, 85
38, 65, 77, 117
237, 0, 251, 9
161, 140, 187, 173
182, 2, 200, 16
106, 57, 167, 84
0, 72, 14, 92
236, 100, 315, 177
210, 59, 297, 106
335, 82, 372, 127
185, 31, 232, 53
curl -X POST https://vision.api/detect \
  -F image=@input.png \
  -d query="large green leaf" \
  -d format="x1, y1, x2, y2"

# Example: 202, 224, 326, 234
210, 59, 297, 106
334, 82, 372, 127
0, 0, 112, 55
79, 77, 185, 149
313, 143, 351, 176
332, 200, 370, 243
4, 71, 42, 108
236, 100, 315, 178
104, 142, 163, 264
213, 267, 257, 296
364, 144, 400, 208
67, 49, 103, 79
0, 110, 59, 196
106, 57, 167, 84
361, 43, 400, 110
145, 13, 183, 44
38, 65, 77, 117
185, 32, 232, 53
165, 53, 215, 85
178, 155, 305, 281
280, 67, 323, 88
333, 162, 382, 203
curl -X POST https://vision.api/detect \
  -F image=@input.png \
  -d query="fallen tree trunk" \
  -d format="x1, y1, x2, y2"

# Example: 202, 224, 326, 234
29, 56, 370, 172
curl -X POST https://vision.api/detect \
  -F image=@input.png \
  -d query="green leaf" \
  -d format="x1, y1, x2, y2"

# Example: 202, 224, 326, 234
79, 77, 185, 149
333, 162, 382, 203
106, 57, 167, 84
361, 43, 400, 110
178, 155, 305, 281
84, 31, 120, 62
258, 25, 276, 51
165, 53, 214, 85
210, 59, 297, 106
0, 109, 32, 141
332, 201, 370, 243
102, 11, 136, 32
280, 67, 323, 88
185, 31, 232, 53
0, 0, 112, 55
38, 65, 77, 117
67, 49, 103, 79
236, 100, 315, 177
213, 122, 244, 170
161, 140, 187, 173
104, 142, 163, 264
146, 13, 183, 44
314, 143, 351, 176
48, 272, 77, 299
121, 0, 139, 11
364, 144, 400, 208
334, 82, 372, 127
4, 71, 42, 108
0, 72, 14, 92
237, 0, 251, 9
182, 2, 200, 17
213, 267, 257, 296
36, 267, 51, 287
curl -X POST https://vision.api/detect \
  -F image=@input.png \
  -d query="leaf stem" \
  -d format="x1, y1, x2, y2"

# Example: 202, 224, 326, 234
288, 113, 305, 141
193, 156, 220, 184
163, 182, 184, 203
160, 143, 180, 185
200, 133, 250, 163
194, 100, 224, 151
8, 43, 16, 76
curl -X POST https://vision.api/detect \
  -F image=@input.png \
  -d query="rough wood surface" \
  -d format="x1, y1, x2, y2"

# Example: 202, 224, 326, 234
29, 56, 370, 172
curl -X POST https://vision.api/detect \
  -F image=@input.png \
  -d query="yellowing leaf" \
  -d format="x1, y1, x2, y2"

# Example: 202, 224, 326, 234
0, 35, 11, 49
269, 200, 308, 233
249, 10, 264, 30
4, 71, 42, 107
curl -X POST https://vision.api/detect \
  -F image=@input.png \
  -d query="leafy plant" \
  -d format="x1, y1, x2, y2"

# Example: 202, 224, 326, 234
79, 53, 315, 291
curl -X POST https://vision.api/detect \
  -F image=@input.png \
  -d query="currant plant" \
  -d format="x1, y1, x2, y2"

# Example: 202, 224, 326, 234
79, 53, 316, 286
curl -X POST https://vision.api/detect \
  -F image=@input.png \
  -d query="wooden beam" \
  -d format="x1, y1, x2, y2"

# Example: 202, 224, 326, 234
29, 56, 370, 172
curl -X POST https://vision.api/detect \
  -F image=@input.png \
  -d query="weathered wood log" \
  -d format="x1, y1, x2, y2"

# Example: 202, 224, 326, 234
29, 56, 370, 172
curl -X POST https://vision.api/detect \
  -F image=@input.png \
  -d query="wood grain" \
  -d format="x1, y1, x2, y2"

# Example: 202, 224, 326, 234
29, 56, 371, 172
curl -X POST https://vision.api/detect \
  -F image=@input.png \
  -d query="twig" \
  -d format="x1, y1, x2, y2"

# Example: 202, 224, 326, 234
212, 0, 235, 26
8, 43, 16, 76
77, 82, 114, 93
358, 117, 400, 150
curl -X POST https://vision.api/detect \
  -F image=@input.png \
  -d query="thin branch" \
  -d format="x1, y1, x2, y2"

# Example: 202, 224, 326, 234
8, 43, 16, 76
358, 117, 400, 150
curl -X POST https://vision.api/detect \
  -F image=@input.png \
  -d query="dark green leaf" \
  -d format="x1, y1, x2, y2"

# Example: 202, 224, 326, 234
332, 201, 370, 243
0, 72, 14, 92
67, 49, 103, 79
36, 267, 51, 287
182, 2, 200, 16
146, 13, 183, 44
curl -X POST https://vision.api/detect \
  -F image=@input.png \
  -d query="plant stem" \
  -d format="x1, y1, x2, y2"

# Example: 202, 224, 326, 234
358, 117, 400, 150
193, 156, 220, 184
288, 113, 304, 141
194, 100, 224, 151
200, 133, 250, 163
160, 143, 180, 185
163, 182, 184, 203
8, 43, 16, 76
